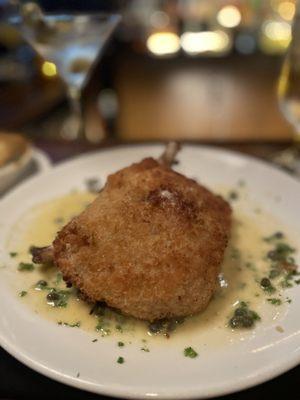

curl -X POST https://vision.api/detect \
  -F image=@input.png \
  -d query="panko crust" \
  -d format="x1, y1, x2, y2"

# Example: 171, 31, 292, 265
53, 158, 231, 321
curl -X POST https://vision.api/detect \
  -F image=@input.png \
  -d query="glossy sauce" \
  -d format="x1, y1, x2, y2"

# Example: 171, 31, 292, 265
7, 189, 293, 347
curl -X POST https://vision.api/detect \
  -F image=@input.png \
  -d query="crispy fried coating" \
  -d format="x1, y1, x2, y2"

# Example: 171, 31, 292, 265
53, 157, 231, 321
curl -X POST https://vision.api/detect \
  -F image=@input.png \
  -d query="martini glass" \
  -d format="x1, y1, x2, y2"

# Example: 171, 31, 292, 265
12, 7, 121, 141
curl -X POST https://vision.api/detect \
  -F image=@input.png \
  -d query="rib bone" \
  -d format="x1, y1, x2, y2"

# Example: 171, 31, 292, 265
30, 245, 54, 264
158, 142, 181, 167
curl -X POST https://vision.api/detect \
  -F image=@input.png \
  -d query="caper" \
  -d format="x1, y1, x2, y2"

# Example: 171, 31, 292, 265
37, 280, 47, 287
234, 307, 247, 317
47, 291, 60, 301
260, 277, 271, 288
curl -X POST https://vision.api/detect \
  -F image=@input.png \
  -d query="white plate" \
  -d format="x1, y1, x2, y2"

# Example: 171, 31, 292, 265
0, 144, 300, 399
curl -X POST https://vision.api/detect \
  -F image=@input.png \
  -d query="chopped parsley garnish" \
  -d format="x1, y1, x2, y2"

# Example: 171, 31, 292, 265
58, 321, 81, 328
269, 268, 282, 280
184, 347, 198, 358
267, 243, 295, 263
35, 280, 48, 290
229, 301, 260, 329
280, 271, 297, 288
118, 341, 124, 347
228, 191, 239, 201
19, 290, 27, 297
46, 289, 70, 307
286, 298, 292, 303
267, 298, 282, 305
117, 356, 124, 364
18, 262, 34, 271
263, 232, 284, 243
9, 252, 18, 257
54, 217, 64, 225
245, 262, 256, 271
231, 248, 240, 260
92, 339, 98, 343
95, 321, 111, 337
55, 273, 63, 285
115, 324, 123, 333
148, 317, 185, 337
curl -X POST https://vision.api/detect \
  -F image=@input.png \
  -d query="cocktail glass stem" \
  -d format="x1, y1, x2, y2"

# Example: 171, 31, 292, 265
61, 87, 83, 140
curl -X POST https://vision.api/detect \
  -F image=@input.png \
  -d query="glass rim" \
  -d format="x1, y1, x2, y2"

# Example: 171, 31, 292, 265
10, 12, 121, 25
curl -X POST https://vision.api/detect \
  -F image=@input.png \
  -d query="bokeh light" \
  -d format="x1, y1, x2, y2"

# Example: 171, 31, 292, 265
217, 5, 242, 28
181, 31, 230, 55
263, 20, 291, 41
147, 32, 180, 56
277, 1, 295, 21
41, 61, 57, 77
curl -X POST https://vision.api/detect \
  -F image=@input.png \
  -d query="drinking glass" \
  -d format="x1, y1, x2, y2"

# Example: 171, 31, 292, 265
275, 3, 300, 173
12, 4, 121, 141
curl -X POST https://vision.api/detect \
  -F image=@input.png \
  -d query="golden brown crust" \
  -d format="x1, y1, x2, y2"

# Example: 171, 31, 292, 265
53, 158, 231, 321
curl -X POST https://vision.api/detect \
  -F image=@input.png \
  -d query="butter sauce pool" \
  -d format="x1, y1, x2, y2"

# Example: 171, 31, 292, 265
6, 189, 298, 349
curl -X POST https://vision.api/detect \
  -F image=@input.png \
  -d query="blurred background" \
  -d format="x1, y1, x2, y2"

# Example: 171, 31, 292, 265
0, 0, 297, 143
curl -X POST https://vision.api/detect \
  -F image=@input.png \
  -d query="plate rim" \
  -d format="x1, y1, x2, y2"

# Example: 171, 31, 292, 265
0, 143, 300, 399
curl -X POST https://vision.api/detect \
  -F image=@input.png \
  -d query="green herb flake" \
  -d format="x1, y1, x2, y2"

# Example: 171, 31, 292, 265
19, 290, 27, 297
46, 289, 70, 308
10, 252, 18, 258
118, 341, 125, 347
269, 268, 282, 280
58, 321, 81, 328
141, 347, 150, 352
228, 191, 239, 201
184, 347, 198, 359
229, 302, 261, 329
18, 262, 34, 272
231, 248, 241, 260
263, 232, 284, 243
267, 298, 282, 306
267, 243, 295, 262
115, 324, 123, 333
92, 339, 98, 343
35, 280, 48, 290
54, 217, 64, 225
95, 321, 111, 337
245, 262, 256, 271
55, 273, 63, 285
280, 271, 296, 289
117, 356, 125, 364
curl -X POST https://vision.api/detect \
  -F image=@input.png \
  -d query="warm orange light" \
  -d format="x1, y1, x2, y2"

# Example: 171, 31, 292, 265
278, 1, 295, 21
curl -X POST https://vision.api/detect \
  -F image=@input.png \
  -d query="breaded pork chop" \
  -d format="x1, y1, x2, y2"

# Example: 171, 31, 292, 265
32, 144, 231, 321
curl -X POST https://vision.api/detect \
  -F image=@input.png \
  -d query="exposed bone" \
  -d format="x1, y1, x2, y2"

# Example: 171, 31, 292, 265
158, 142, 181, 167
30, 245, 54, 264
